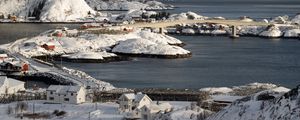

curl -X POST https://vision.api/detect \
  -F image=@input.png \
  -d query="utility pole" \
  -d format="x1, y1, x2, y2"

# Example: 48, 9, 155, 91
33, 102, 35, 120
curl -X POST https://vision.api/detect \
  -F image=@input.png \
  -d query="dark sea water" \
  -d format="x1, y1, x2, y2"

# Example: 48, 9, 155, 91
0, 24, 80, 45
1, 0, 300, 89
62, 36, 300, 89
163, 0, 300, 19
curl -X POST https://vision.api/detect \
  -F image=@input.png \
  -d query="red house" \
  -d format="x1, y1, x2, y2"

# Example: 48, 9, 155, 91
22, 63, 29, 72
52, 31, 63, 37
41, 42, 55, 51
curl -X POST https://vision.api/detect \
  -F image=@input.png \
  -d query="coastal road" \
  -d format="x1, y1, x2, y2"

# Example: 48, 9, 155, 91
3, 38, 110, 90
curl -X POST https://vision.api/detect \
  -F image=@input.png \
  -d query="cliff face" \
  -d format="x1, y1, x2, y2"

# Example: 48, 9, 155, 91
0, 0, 95, 22
207, 85, 300, 120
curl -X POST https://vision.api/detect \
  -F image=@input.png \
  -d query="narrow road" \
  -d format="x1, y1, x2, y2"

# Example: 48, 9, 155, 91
125, 19, 270, 28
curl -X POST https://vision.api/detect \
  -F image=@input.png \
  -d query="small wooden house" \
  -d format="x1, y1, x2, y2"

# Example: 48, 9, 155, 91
41, 42, 55, 51
119, 93, 152, 112
0, 61, 22, 72
140, 102, 172, 120
0, 61, 29, 72
0, 54, 8, 60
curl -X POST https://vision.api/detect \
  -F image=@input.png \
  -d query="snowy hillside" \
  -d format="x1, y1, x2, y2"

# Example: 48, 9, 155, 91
206, 85, 299, 120
85, 0, 174, 10
0, 0, 96, 22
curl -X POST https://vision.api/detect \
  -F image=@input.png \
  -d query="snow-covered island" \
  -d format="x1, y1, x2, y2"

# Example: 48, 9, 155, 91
163, 12, 300, 38
3, 27, 191, 63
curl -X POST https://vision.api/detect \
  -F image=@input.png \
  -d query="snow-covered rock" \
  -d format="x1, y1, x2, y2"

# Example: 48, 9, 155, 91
112, 38, 190, 56
182, 28, 196, 34
86, 0, 173, 11
238, 26, 265, 36
259, 25, 282, 38
284, 29, 300, 38
40, 0, 96, 22
199, 87, 233, 94
206, 85, 294, 120
168, 12, 207, 21
145, 0, 174, 10
62, 51, 117, 60
240, 16, 254, 22
291, 14, 300, 24
0, 0, 96, 22
116, 9, 146, 21
271, 15, 289, 24
211, 30, 228, 35
199, 82, 280, 96
137, 30, 183, 45
170, 107, 213, 120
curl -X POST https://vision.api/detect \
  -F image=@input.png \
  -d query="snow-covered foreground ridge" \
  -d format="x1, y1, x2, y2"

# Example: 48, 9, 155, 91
4, 28, 190, 59
207, 85, 300, 120
0, 0, 95, 22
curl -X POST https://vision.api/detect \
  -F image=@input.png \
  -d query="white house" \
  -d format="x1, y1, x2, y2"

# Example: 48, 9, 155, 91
0, 76, 25, 95
0, 54, 8, 60
140, 102, 172, 120
119, 93, 152, 112
119, 93, 173, 120
46, 85, 86, 104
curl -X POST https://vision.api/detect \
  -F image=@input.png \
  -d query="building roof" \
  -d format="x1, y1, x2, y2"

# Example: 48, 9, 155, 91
0, 60, 23, 67
47, 85, 82, 95
0, 54, 8, 58
44, 42, 56, 46
142, 102, 172, 113
121, 93, 150, 103
0, 76, 24, 88
0, 76, 7, 87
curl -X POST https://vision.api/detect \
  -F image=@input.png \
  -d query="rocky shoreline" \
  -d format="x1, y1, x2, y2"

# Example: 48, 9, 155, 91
61, 55, 129, 63
113, 52, 192, 59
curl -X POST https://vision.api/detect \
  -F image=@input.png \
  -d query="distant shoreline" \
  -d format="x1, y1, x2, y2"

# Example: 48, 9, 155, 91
0, 22, 102, 24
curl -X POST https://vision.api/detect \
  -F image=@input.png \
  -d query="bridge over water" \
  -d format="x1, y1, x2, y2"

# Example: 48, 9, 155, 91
125, 19, 270, 28
125, 19, 271, 37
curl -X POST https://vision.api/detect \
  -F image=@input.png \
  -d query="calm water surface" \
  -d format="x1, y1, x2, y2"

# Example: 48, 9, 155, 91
164, 0, 300, 19
61, 36, 300, 89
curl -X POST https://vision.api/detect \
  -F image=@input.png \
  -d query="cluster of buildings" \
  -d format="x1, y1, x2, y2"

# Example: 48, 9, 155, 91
0, 54, 28, 96
44, 85, 174, 119
119, 93, 172, 120
0, 54, 29, 73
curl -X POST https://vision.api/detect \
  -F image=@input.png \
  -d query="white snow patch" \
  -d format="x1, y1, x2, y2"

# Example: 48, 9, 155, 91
112, 38, 190, 55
